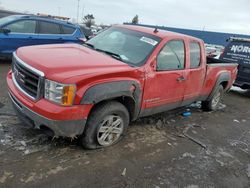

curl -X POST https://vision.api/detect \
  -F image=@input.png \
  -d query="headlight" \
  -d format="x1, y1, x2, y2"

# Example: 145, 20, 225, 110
44, 79, 76, 106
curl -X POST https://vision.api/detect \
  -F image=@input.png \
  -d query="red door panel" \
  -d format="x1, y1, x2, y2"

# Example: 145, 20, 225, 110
184, 68, 205, 100
143, 69, 186, 108
183, 41, 205, 101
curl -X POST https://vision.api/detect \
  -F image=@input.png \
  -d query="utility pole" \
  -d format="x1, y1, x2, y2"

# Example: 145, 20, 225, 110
58, 6, 61, 16
77, 0, 80, 23
82, 4, 85, 20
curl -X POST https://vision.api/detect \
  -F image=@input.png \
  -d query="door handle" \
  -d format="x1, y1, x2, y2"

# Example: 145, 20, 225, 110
177, 76, 186, 82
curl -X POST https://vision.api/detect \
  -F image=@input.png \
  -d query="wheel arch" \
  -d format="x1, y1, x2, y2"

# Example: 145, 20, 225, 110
81, 81, 142, 121
207, 72, 230, 101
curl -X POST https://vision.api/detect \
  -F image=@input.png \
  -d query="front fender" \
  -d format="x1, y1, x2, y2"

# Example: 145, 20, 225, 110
80, 80, 142, 120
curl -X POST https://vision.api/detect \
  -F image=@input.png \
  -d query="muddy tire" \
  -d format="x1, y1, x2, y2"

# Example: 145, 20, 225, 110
81, 101, 129, 149
202, 85, 224, 111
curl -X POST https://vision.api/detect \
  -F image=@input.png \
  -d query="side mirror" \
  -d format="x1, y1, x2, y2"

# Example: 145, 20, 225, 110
0, 28, 11, 34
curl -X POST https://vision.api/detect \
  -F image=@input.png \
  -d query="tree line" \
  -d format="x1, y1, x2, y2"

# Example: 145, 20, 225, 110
82, 14, 139, 27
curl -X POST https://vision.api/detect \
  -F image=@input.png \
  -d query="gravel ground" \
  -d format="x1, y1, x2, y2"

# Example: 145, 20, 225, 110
0, 62, 249, 188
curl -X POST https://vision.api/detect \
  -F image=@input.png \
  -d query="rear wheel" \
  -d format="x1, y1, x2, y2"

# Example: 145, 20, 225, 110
202, 85, 224, 111
81, 101, 129, 149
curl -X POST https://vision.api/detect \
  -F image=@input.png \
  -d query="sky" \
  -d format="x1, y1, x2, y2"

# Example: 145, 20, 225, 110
0, 0, 250, 35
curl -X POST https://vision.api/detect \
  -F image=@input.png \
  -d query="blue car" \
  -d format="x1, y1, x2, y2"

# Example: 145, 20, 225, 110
0, 15, 86, 58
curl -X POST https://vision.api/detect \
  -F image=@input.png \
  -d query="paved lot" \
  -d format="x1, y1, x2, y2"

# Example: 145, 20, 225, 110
0, 62, 250, 188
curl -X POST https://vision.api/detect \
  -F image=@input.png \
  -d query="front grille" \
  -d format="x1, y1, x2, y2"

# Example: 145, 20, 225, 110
12, 53, 44, 100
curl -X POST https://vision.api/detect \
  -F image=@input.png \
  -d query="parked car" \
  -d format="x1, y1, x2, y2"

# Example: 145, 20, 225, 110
7, 25, 238, 149
205, 44, 225, 59
206, 46, 217, 58
79, 24, 93, 40
0, 15, 86, 58
220, 37, 250, 89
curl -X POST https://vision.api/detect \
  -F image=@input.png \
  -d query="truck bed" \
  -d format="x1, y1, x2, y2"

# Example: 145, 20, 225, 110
201, 57, 238, 98
206, 57, 232, 64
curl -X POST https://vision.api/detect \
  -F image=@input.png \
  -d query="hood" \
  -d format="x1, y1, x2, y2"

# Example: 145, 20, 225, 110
16, 44, 133, 82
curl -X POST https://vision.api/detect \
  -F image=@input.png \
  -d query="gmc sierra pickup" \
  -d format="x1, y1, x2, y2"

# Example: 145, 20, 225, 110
7, 25, 238, 149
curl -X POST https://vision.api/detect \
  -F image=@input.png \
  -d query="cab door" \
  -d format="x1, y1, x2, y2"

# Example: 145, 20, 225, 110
142, 39, 187, 115
182, 41, 205, 104
0, 19, 38, 54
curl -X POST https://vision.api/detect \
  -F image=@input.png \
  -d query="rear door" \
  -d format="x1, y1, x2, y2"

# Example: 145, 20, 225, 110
0, 19, 38, 54
61, 25, 79, 43
36, 21, 64, 44
143, 39, 186, 112
182, 41, 206, 104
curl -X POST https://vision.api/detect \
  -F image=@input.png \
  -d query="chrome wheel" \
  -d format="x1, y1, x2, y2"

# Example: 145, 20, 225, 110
212, 90, 221, 108
97, 115, 124, 146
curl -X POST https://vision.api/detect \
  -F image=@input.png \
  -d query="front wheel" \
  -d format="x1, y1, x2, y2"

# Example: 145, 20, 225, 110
202, 85, 224, 111
81, 101, 129, 149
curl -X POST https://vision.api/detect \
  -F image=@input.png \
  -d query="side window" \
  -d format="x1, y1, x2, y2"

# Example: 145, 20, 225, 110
5, 20, 36, 33
190, 42, 201, 68
157, 40, 185, 71
38, 21, 61, 34
62, 26, 76, 34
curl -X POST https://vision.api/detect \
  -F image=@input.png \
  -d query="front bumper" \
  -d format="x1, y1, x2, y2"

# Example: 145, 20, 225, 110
7, 71, 89, 138
234, 76, 250, 89
9, 92, 86, 137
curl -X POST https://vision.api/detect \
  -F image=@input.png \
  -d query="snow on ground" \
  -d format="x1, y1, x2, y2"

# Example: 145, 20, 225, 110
230, 86, 247, 92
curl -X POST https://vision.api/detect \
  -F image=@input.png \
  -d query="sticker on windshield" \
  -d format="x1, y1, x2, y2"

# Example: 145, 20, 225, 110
140, 37, 158, 46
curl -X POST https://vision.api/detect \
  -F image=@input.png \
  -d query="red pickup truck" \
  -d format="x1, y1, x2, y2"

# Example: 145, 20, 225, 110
7, 25, 238, 149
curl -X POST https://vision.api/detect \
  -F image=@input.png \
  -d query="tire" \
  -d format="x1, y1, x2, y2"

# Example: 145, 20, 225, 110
202, 85, 224, 111
81, 101, 129, 149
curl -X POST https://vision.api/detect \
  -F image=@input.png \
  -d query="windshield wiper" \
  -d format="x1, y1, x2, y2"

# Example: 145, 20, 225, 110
83, 43, 95, 49
95, 48, 124, 62
83, 45, 131, 65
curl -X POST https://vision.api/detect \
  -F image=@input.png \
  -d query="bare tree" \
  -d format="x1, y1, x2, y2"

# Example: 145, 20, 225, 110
132, 15, 139, 24
83, 14, 95, 28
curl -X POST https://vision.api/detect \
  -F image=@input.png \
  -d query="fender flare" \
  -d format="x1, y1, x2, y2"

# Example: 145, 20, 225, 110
207, 72, 231, 101
80, 81, 142, 120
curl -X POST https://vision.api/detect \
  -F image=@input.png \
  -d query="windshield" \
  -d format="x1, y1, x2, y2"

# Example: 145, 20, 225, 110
0, 16, 18, 26
86, 27, 161, 66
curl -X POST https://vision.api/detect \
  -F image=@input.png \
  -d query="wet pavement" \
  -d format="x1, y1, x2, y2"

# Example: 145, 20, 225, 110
0, 62, 250, 188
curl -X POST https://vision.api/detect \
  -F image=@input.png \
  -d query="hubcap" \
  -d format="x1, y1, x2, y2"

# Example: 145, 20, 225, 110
97, 115, 124, 146
212, 90, 221, 108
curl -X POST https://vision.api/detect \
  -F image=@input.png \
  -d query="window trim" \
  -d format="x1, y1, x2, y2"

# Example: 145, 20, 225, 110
61, 25, 77, 35
36, 20, 77, 36
189, 40, 202, 69
37, 20, 62, 35
4, 19, 38, 34
156, 39, 186, 72
2, 18, 78, 36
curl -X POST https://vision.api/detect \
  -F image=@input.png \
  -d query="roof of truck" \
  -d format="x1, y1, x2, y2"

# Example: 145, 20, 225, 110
118, 24, 203, 42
